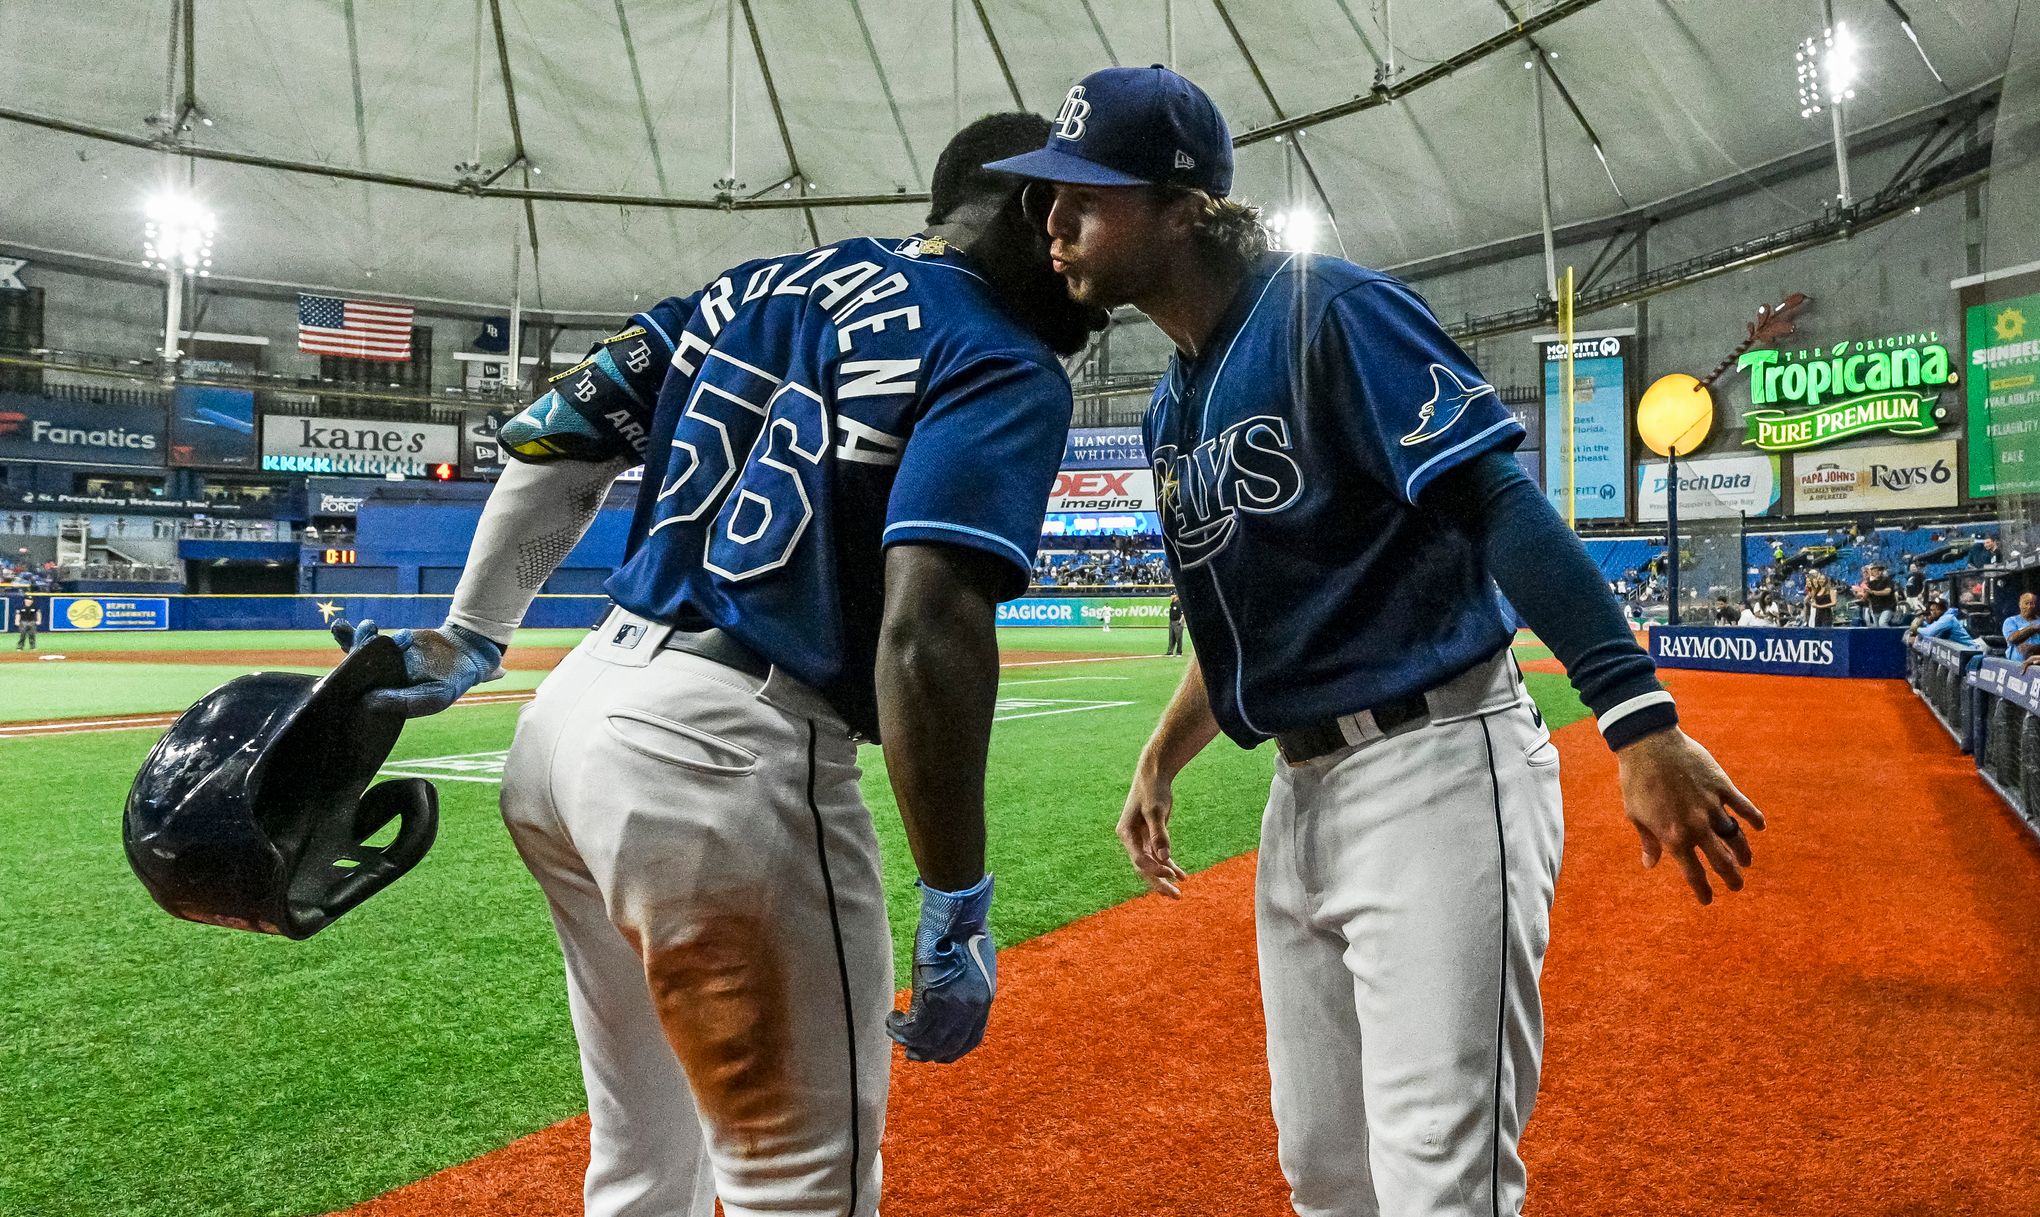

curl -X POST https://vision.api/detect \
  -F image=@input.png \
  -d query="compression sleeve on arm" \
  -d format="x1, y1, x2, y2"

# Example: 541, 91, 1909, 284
442, 453, 631, 646
1423, 449, 1678, 750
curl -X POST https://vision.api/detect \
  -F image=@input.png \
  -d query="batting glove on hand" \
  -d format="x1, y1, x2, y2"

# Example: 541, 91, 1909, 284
331, 618, 505, 718
886, 874, 996, 1064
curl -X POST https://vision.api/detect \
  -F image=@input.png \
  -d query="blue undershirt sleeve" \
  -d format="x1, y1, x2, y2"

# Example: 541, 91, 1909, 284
1423, 449, 1678, 750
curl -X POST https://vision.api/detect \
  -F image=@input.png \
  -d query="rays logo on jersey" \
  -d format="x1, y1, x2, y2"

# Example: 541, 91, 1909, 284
1399, 363, 1498, 447
1053, 86, 1091, 141
1151, 416, 1303, 568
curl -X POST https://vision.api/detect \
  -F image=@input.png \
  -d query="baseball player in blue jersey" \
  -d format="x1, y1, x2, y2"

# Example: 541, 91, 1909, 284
993, 68, 1767, 1217
332, 113, 1106, 1217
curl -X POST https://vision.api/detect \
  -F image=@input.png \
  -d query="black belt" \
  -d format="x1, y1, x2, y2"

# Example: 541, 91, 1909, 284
1275, 691, 1431, 765
660, 626, 770, 680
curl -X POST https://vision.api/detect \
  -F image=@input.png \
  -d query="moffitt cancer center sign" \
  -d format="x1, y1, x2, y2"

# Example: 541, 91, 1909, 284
1739, 332, 1955, 451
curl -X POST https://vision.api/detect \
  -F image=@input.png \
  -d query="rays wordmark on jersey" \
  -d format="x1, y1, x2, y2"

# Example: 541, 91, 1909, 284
1152, 416, 1303, 568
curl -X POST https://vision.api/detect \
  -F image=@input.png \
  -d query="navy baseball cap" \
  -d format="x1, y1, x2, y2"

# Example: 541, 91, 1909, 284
984, 66, 1233, 196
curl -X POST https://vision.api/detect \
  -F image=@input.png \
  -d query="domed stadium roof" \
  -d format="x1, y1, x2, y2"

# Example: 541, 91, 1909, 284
0, 0, 2015, 315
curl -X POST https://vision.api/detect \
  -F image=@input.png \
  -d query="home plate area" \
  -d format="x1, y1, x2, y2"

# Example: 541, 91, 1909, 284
380, 698, 1133, 785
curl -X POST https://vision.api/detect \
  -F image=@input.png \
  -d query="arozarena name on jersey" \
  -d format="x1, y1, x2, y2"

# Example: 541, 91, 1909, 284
1655, 633, 1836, 666
1150, 416, 1303, 566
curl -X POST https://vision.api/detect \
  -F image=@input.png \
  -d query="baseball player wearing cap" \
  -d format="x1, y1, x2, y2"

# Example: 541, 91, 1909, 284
992, 67, 1768, 1217
335, 113, 1106, 1217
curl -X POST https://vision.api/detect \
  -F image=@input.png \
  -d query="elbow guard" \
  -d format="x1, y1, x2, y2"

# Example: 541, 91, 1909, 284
500, 319, 673, 464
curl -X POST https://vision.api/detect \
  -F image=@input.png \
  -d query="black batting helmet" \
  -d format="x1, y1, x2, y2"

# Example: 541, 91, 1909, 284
123, 635, 438, 939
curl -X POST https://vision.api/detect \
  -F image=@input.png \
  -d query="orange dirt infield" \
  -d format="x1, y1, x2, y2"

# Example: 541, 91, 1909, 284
333, 671, 2040, 1217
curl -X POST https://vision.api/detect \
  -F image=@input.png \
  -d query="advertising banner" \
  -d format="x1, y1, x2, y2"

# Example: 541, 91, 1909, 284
1649, 625, 1905, 678
1062, 426, 1147, 469
1538, 333, 1628, 520
45, 595, 170, 631
168, 386, 257, 469
0, 392, 166, 466
1739, 331, 1955, 452
1514, 448, 1544, 490
304, 476, 374, 518
1790, 439, 1959, 514
460, 406, 518, 478
260, 415, 457, 477
1039, 511, 1159, 537
1966, 292, 2040, 497
1047, 468, 1156, 513
1635, 453, 1780, 521
996, 596, 1170, 627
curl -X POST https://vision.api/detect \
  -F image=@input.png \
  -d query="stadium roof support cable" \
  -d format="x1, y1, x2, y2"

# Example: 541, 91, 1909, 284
613, 0, 674, 194
486, 0, 545, 304
845, 0, 924, 189
969, 0, 1027, 110
1490, 0, 1628, 207
736, 0, 822, 247
1231, 0, 1606, 146
1206, 0, 1349, 259
0, 0, 1605, 213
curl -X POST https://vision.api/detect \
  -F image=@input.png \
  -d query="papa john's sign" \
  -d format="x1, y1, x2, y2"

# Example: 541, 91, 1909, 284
1048, 468, 1156, 513
1739, 332, 1956, 451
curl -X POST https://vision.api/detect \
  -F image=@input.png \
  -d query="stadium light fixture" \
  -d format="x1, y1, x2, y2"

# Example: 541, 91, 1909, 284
142, 191, 216, 277
1269, 207, 1320, 254
1795, 22, 1858, 119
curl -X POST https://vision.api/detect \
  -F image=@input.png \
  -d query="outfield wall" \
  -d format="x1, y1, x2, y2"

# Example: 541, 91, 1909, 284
12, 593, 614, 633
997, 596, 1171, 628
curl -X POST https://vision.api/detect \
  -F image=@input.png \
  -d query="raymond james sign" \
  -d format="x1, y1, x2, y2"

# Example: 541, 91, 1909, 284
1650, 625, 1905, 678
1739, 333, 1955, 451
261, 415, 456, 476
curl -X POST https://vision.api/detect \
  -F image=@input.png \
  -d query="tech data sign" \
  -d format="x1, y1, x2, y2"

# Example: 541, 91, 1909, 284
1790, 439, 1959, 515
1047, 468, 1156, 513
1739, 332, 1955, 451
261, 415, 458, 476
1635, 453, 1779, 521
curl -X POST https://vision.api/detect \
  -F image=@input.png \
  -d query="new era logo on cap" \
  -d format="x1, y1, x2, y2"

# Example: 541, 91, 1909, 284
983, 66, 1233, 197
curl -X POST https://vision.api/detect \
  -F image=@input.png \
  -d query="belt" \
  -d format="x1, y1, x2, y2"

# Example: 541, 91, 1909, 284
1275, 692, 1431, 765
660, 627, 770, 680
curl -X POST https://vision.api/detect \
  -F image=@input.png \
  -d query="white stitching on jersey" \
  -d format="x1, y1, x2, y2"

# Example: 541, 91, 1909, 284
882, 519, 1030, 568
1400, 417, 1517, 502
1199, 253, 1298, 435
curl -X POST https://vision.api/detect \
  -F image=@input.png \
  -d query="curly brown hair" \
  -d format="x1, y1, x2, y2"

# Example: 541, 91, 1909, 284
1151, 186, 1271, 275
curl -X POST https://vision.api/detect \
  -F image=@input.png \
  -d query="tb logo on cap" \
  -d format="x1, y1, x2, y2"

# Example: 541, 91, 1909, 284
1053, 86, 1092, 141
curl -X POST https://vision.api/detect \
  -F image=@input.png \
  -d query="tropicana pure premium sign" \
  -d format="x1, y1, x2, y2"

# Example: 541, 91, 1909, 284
1737, 331, 1955, 451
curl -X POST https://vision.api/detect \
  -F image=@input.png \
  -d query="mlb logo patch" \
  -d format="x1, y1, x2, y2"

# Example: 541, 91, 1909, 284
612, 622, 644, 647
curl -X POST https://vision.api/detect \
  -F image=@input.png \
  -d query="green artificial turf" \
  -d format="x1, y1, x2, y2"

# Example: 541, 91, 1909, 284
1, 628, 1586, 1217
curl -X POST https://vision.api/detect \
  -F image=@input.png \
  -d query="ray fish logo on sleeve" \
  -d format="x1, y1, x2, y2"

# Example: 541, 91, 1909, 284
1400, 364, 1497, 446
1053, 86, 1092, 141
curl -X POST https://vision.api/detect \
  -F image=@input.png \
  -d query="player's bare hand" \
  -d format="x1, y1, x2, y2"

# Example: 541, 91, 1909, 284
1616, 726, 1765, 905
1119, 762, 1188, 899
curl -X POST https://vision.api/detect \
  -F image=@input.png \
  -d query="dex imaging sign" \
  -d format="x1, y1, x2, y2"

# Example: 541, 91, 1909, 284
261, 416, 457, 476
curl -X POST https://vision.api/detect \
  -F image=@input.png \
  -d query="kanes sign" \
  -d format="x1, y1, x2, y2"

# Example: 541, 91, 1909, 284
261, 415, 457, 477
1047, 468, 1156, 512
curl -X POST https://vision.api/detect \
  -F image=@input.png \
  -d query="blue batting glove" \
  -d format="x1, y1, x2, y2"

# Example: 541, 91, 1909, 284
331, 618, 505, 718
886, 874, 996, 1063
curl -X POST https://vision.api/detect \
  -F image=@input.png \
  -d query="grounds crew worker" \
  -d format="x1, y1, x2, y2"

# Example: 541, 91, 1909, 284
991, 66, 1766, 1217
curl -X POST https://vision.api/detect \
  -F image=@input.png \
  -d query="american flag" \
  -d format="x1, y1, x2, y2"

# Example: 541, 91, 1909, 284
297, 294, 414, 361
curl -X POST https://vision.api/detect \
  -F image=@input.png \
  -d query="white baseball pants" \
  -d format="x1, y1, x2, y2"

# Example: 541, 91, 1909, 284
500, 612, 892, 1217
1257, 663, 1564, 1217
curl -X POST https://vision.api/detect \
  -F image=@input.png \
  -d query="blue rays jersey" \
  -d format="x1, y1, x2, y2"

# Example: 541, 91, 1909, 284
1146, 252, 1525, 747
604, 237, 1073, 738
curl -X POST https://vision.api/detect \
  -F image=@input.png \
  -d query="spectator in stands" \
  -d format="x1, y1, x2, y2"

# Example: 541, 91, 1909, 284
1805, 571, 1838, 627
1712, 597, 1737, 625
2003, 592, 2040, 659
1858, 563, 1899, 627
1969, 536, 2000, 568
1903, 560, 1928, 609
1910, 595, 1976, 646
1737, 599, 1768, 627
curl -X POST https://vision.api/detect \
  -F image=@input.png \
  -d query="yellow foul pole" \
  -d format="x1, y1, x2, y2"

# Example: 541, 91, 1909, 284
1559, 266, 1576, 529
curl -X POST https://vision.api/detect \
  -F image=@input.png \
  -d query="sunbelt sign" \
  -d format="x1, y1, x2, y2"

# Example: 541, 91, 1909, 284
1738, 333, 1954, 451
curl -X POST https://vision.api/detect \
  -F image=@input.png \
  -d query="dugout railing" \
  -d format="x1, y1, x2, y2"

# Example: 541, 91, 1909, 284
1907, 634, 1985, 747
1906, 641, 2040, 842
